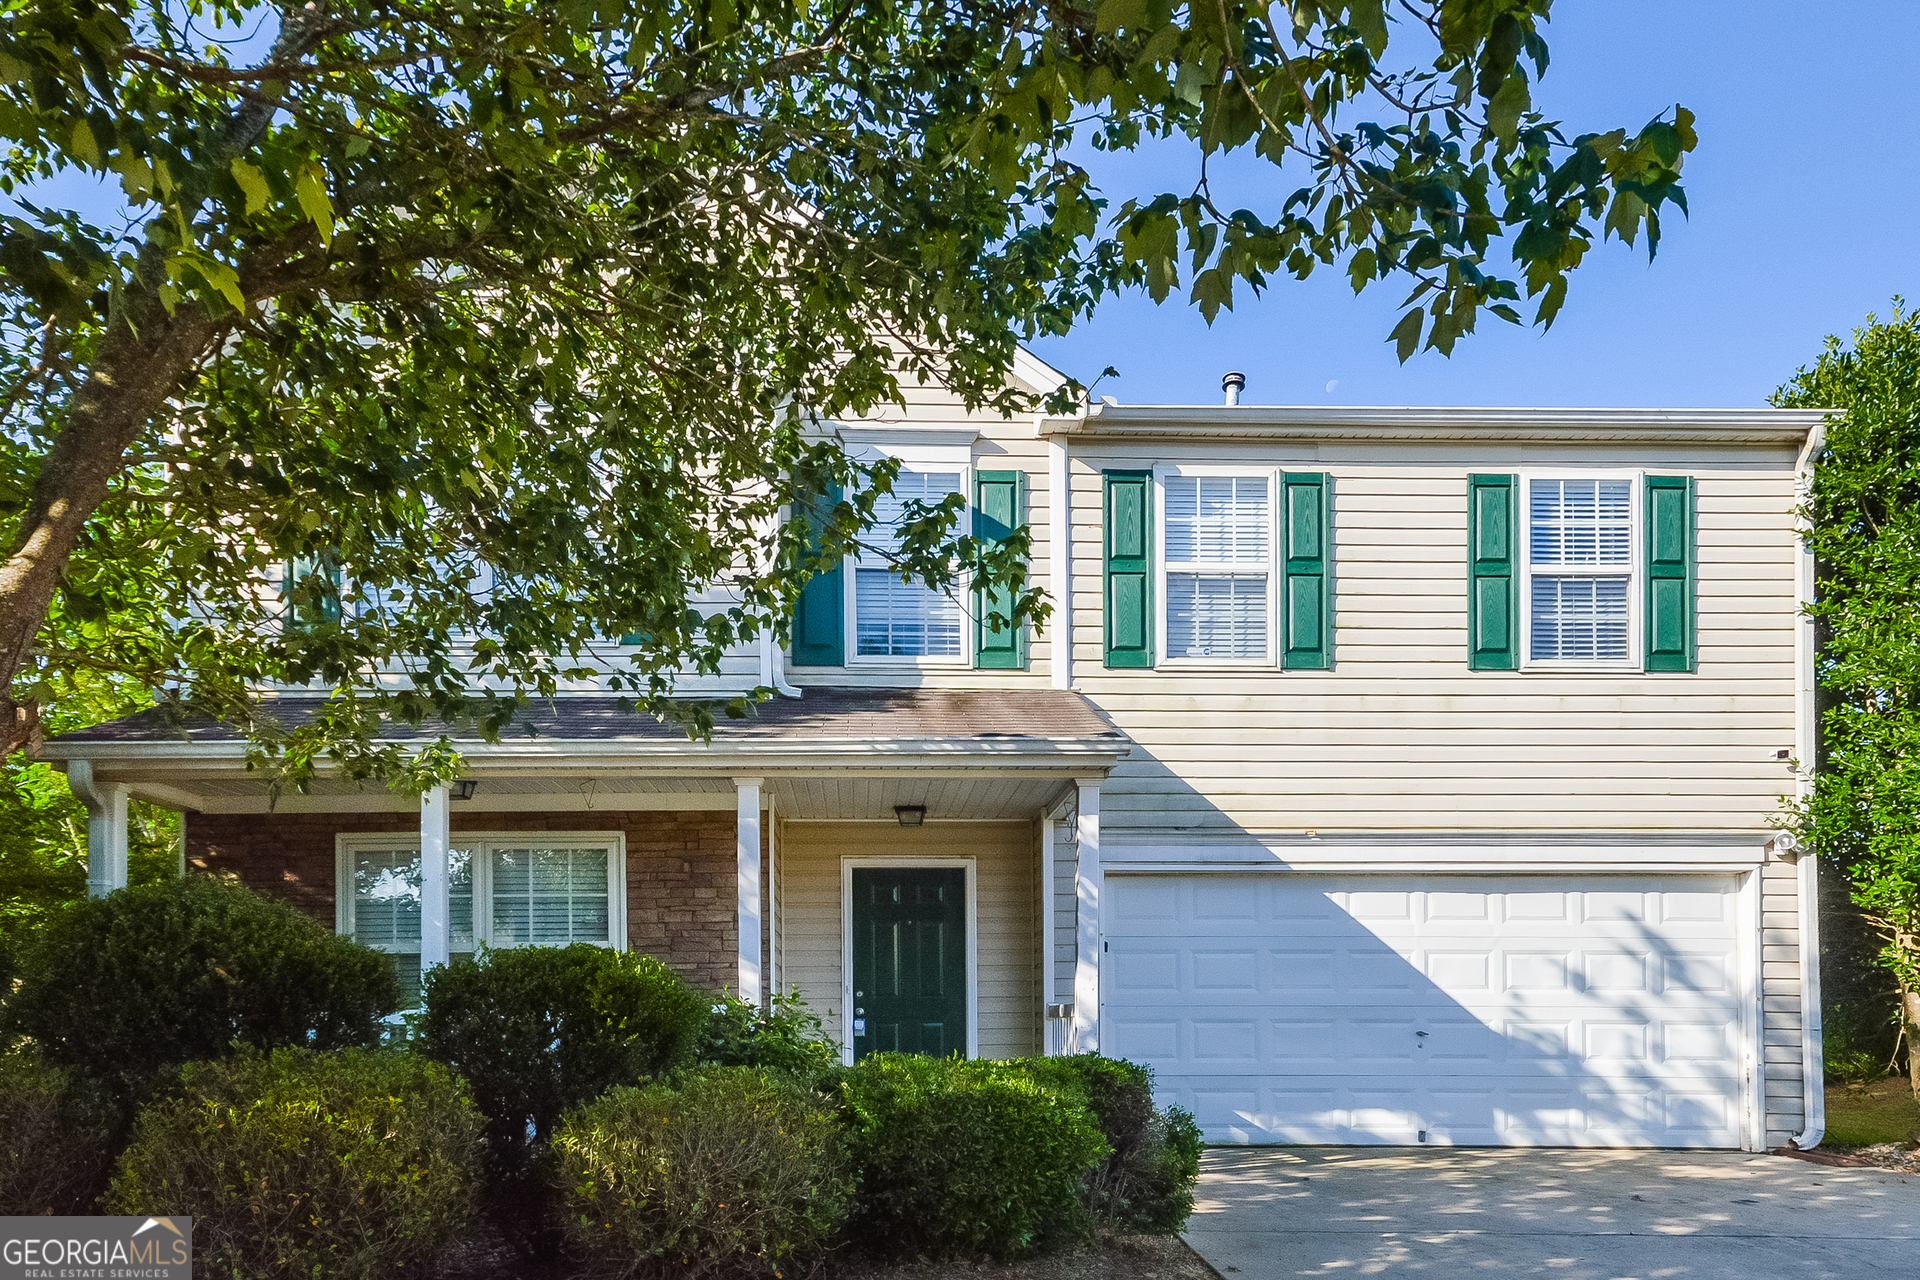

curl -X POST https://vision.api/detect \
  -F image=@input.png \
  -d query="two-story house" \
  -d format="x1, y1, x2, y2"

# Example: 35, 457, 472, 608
48, 352, 1830, 1153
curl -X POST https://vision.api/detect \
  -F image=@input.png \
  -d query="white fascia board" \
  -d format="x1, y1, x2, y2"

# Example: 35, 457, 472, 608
1042, 403, 1831, 446
1009, 347, 1070, 397
49, 736, 1130, 775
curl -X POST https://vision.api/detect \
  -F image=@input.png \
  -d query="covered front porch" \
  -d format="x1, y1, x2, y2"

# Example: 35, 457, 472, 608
47, 689, 1130, 1059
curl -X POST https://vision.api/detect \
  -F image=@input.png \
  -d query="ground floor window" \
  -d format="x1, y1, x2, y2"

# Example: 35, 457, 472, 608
337, 832, 625, 999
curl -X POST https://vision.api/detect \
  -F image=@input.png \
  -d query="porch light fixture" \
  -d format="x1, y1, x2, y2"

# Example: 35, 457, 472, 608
450, 779, 480, 801
893, 804, 927, 828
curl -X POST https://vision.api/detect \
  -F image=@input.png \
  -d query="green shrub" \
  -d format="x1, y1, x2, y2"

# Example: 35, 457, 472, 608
107, 1047, 481, 1280
556, 1066, 852, 1277
8, 876, 400, 1098
1016, 1055, 1204, 1233
0, 1045, 115, 1213
416, 944, 709, 1253
839, 1054, 1107, 1260
699, 990, 840, 1082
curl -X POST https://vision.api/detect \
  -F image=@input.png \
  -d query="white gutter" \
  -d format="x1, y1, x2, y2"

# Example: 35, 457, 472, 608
1790, 417, 1828, 1151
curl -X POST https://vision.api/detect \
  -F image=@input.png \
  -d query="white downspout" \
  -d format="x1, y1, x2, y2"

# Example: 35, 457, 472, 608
1790, 419, 1828, 1151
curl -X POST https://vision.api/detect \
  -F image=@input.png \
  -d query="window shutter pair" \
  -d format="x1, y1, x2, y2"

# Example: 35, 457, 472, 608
1466, 474, 1695, 671
789, 476, 1029, 669
1101, 471, 1331, 669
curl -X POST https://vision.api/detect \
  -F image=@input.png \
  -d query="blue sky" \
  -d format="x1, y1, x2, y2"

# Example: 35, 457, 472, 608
1027, 1, 1920, 408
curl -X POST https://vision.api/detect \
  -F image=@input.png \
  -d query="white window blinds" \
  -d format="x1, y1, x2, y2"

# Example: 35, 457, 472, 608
1528, 478, 1631, 662
1165, 475, 1270, 659
855, 469, 963, 658
345, 838, 613, 995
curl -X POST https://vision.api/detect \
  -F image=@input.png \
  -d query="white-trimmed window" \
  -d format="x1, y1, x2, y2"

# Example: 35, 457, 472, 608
1161, 472, 1273, 662
851, 468, 966, 661
1523, 475, 1637, 667
337, 832, 625, 997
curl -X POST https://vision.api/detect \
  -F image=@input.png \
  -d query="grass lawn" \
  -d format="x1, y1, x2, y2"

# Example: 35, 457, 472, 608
1825, 1077, 1920, 1148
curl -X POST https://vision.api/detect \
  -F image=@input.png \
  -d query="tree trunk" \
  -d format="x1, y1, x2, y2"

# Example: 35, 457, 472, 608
1905, 985, 1920, 1099
0, 302, 222, 755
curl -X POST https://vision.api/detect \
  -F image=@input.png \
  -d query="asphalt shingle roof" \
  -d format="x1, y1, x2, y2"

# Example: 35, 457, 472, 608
50, 687, 1122, 746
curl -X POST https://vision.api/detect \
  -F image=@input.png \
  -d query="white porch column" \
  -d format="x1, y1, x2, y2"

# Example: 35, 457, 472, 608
70, 761, 130, 898
420, 784, 452, 971
1072, 778, 1101, 1054
1048, 434, 1073, 689
735, 777, 764, 1006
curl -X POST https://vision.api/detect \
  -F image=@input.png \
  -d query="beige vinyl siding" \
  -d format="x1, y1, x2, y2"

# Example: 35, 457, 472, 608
1761, 858, 1807, 1147
775, 819, 1041, 1059
1051, 443, 1800, 838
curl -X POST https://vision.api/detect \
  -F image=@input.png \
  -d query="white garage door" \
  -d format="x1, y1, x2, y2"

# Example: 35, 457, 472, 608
1103, 874, 1748, 1148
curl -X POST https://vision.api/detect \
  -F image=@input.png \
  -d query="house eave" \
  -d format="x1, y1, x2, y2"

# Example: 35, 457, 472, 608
1040, 403, 1832, 446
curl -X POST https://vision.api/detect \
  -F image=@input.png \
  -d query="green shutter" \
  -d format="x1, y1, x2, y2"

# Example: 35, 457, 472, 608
790, 484, 844, 667
1644, 475, 1695, 673
1103, 470, 1153, 668
973, 470, 1027, 669
1281, 472, 1331, 670
284, 554, 343, 629
1467, 475, 1517, 671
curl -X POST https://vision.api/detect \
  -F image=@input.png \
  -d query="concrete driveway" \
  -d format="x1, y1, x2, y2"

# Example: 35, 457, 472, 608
1182, 1146, 1920, 1279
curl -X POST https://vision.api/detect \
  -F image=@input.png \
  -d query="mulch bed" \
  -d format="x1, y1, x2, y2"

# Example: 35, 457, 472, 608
431, 1226, 1218, 1280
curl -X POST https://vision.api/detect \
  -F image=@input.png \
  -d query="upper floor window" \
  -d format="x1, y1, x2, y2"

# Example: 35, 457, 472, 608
1526, 478, 1634, 664
1163, 474, 1271, 661
852, 468, 965, 661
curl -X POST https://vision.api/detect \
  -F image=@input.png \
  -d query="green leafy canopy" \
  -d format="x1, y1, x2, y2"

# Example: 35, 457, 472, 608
1777, 306, 1920, 1019
0, 0, 1694, 786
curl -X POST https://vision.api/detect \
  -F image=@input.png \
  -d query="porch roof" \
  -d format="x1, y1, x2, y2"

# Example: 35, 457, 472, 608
49, 687, 1120, 747
44, 689, 1128, 817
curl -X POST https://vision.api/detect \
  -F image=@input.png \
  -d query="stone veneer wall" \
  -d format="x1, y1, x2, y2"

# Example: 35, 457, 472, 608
185, 809, 764, 994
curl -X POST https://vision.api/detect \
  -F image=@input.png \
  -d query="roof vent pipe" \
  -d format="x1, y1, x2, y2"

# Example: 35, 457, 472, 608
1222, 371, 1246, 406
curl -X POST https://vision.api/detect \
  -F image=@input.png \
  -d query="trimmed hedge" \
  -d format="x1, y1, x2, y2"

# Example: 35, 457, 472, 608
8, 876, 400, 1097
417, 944, 709, 1252
0, 1045, 115, 1214
838, 1054, 1108, 1259
556, 1066, 852, 1277
107, 1048, 481, 1280
1018, 1055, 1203, 1233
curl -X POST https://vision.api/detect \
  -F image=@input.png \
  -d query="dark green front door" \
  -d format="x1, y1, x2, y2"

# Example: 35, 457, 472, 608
851, 866, 967, 1061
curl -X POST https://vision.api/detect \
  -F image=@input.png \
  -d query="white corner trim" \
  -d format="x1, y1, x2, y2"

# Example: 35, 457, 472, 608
838, 856, 979, 1066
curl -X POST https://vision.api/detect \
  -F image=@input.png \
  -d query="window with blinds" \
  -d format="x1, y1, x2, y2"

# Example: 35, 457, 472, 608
340, 836, 619, 999
1527, 478, 1633, 662
1164, 475, 1271, 660
854, 469, 964, 659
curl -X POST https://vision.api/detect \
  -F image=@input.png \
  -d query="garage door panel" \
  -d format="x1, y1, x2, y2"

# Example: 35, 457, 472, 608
1103, 874, 1746, 1148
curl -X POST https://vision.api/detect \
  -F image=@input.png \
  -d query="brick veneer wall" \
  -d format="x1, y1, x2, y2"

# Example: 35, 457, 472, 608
185, 809, 764, 993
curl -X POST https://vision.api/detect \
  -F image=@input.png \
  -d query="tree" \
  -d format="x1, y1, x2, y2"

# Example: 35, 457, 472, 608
1777, 306, 1920, 1095
0, 0, 1695, 782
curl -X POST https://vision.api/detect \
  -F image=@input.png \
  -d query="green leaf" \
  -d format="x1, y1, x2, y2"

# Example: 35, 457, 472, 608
1388, 308, 1424, 363
231, 159, 271, 217
70, 120, 100, 168
1487, 71, 1530, 142
294, 162, 334, 246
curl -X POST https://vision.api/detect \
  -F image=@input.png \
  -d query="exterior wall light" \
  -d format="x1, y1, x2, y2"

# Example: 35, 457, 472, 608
894, 804, 927, 827
450, 779, 480, 801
